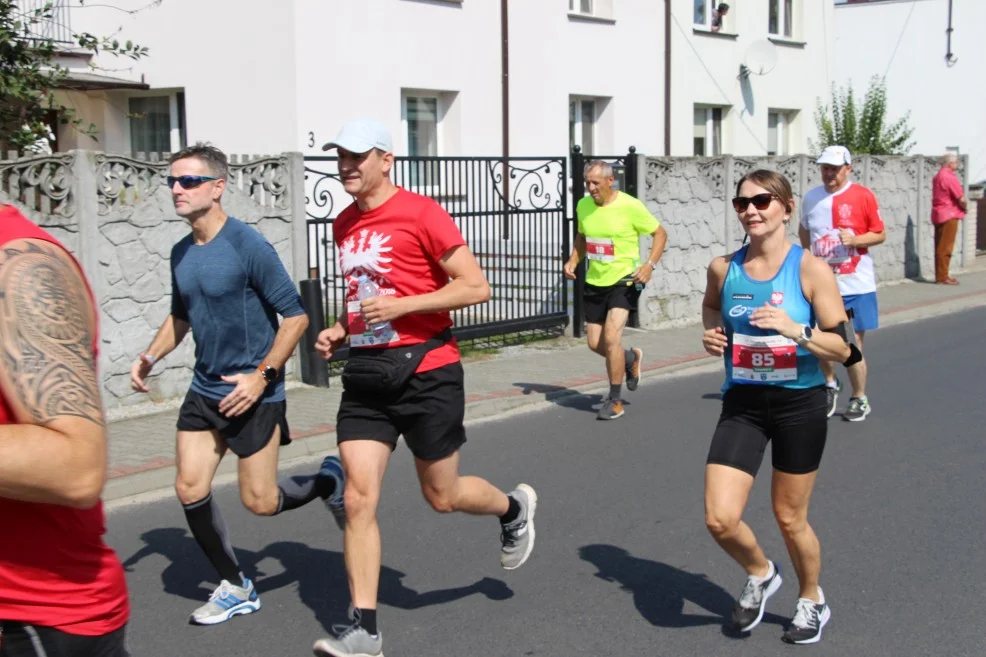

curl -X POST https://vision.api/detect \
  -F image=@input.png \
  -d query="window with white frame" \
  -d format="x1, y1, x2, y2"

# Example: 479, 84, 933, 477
769, 0, 793, 38
569, 0, 593, 14
694, 0, 729, 31
568, 0, 613, 20
405, 95, 438, 157
767, 110, 796, 156
569, 97, 596, 155
128, 93, 186, 156
403, 94, 439, 187
694, 106, 724, 156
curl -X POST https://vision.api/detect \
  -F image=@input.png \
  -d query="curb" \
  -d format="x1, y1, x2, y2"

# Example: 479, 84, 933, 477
104, 286, 986, 509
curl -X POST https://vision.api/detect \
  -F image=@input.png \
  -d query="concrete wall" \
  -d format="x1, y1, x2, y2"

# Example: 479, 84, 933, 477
636, 153, 974, 328
5, 148, 968, 410
0, 150, 307, 414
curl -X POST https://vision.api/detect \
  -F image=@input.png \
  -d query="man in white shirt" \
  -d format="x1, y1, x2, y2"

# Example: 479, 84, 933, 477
799, 146, 886, 422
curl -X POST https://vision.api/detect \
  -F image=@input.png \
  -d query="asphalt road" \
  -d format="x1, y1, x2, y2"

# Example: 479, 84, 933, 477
107, 307, 986, 657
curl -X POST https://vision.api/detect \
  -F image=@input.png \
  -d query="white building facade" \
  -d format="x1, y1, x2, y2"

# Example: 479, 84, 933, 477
56, 0, 832, 161
833, 0, 986, 183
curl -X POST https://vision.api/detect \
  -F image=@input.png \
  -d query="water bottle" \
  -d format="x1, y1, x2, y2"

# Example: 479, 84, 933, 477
356, 274, 391, 338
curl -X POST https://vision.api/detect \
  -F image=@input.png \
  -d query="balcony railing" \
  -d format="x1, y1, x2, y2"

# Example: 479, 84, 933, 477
19, 0, 74, 45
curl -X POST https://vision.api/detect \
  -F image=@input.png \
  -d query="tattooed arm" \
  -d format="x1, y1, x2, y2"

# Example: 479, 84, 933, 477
0, 238, 107, 508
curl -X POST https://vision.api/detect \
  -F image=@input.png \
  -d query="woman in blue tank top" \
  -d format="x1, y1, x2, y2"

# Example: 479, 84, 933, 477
699, 170, 851, 645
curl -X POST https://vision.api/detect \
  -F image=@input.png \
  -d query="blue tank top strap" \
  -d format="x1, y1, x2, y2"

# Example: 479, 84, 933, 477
720, 243, 823, 391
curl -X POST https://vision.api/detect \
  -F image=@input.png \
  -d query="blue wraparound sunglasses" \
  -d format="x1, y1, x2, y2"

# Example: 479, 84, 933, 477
165, 175, 218, 189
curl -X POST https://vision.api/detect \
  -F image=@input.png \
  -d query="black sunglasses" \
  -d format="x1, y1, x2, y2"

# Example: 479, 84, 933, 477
165, 175, 218, 190
732, 193, 779, 213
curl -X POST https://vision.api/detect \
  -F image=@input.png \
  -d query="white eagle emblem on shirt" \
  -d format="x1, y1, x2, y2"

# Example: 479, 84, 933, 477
338, 229, 393, 276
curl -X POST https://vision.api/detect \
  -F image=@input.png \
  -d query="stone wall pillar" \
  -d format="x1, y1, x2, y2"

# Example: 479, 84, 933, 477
287, 152, 310, 285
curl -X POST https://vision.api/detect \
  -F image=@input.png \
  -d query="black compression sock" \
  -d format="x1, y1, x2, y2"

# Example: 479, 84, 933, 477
274, 470, 335, 514
609, 383, 622, 401
182, 492, 243, 586
499, 495, 521, 525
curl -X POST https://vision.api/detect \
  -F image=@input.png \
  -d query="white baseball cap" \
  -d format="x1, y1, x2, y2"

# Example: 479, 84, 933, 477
321, 117, 393, 153
816, 145, 852, 166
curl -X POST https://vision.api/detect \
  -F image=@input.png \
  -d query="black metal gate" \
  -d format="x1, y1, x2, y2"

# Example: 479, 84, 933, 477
304, 155, 570, 354
569, 146, 640, 337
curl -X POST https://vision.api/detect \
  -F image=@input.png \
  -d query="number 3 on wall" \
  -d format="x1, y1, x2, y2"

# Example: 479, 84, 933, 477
307, 132, 315, 148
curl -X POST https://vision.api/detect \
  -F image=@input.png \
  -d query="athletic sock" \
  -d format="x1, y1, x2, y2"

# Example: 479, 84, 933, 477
750, 560, 775, 583
354, 608, 378, 636
499, 495, 521, 525
609, 383, 622, 401
182, 492, 243, 586
274, 471, 337, 514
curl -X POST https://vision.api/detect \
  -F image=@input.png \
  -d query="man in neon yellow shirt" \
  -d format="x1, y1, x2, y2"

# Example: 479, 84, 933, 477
564, 160, 668, 420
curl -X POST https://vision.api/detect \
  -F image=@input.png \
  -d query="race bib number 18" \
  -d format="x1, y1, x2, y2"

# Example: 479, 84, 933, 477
731, 333, 798, 383
586, 237, 615, 262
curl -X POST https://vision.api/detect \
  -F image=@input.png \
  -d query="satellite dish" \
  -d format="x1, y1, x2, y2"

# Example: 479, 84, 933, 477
740, 40, 778, 78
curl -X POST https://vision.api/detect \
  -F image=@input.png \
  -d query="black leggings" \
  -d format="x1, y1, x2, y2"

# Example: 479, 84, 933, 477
707, 384, 828, 476
0, 623, 129, 657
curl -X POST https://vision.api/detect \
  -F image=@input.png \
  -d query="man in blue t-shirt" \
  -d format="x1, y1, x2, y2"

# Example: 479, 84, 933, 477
129, 143, 346, 626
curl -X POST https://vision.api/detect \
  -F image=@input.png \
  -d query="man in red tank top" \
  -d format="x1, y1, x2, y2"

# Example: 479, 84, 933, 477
0, 205, 130, 657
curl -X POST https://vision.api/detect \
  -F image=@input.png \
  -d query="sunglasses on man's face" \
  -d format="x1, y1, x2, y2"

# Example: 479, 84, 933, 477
732, 193, 779, 213
165, 175, 218, 190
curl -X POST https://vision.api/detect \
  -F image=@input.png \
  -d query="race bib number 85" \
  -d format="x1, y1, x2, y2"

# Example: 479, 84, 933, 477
731, 333, 797, 383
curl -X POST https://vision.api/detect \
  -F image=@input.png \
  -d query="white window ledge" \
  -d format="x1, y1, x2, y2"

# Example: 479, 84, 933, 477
768, 36, 806, 48
568, 12, 616, 25
693, 28, 739, 40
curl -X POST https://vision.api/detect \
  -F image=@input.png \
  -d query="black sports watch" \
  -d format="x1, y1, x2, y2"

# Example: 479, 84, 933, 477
258, 363, 278, 383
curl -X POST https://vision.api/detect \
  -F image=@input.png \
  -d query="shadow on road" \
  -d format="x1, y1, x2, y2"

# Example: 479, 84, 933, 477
513, 383, 637, 414
122, 529, 513, 632
578, 543, 787, 636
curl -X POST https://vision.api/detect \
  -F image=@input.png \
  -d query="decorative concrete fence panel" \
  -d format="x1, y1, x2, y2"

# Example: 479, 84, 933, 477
1, 150, 307, 414
636, 154, 973, 329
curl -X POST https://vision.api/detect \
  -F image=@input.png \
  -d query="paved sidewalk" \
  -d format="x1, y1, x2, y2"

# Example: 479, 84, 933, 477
104, 265, 986, 503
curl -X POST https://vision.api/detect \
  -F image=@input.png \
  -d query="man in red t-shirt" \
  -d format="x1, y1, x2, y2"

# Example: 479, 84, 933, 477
311, 119, 537, 657
0, 205, 130, 656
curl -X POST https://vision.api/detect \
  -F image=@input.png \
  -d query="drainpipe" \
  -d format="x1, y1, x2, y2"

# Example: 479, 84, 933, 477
664, 0, 672, 156
945, 0, 957, 66
501, 0, 510, 237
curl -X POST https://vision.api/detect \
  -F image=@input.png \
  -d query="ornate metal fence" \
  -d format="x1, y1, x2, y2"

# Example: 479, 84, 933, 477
305, 155, 570, 344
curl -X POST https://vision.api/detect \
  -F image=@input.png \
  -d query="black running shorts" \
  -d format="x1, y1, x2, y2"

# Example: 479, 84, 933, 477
706, 384, 828, 476
176, 390, 290, 458
336, 362, 467, 462
0, 622, 130, 657
584, 279, 642, 325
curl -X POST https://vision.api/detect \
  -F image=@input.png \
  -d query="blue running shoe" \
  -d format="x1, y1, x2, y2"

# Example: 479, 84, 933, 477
320, 455, 346, 531
190, 578, 261, 625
